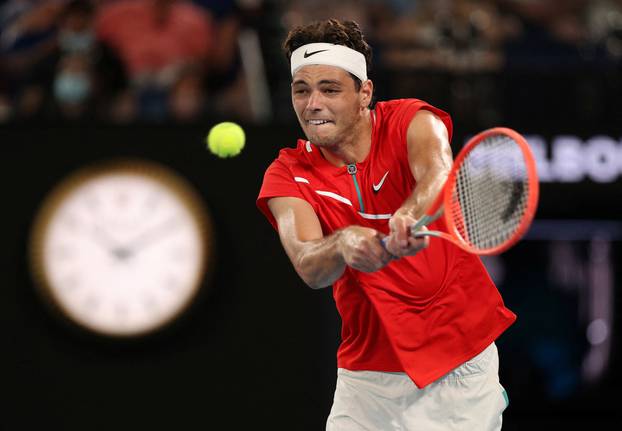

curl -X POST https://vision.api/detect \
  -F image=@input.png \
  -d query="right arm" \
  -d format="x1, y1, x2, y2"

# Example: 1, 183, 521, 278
267, 196, 393, 289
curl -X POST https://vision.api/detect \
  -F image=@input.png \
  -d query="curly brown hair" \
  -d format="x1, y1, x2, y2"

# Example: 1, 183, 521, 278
283, 19, 373, 88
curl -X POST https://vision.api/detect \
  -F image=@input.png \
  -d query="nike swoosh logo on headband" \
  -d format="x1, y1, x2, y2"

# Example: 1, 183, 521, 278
304, 49, 329, 58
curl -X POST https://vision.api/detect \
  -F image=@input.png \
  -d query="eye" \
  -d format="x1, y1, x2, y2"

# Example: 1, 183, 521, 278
293, 88, 308, 95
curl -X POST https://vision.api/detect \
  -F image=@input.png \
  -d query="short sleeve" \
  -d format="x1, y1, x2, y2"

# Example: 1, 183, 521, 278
394, 99, 453, 144
256, 159, 305, 230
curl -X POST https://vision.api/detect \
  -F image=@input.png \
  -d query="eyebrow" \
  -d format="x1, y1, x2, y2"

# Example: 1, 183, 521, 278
291, 79, 343, 86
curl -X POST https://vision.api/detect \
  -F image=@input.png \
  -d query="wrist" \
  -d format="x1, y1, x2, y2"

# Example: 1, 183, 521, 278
394, 207, 417, 220
334, 228, 348, 264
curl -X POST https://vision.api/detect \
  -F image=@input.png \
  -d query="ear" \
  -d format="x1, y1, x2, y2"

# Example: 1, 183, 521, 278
360, 79, 373, 109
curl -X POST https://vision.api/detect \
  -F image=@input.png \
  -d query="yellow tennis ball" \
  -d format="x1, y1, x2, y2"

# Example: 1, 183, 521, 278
206, 122, 245, 158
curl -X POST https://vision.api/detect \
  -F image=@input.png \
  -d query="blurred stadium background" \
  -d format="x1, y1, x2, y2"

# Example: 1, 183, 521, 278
4, 0, 621, 429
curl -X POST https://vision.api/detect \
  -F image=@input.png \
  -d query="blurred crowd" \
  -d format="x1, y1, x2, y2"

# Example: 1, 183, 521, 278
1, 0, 621, 124
0, 0, 254, 123
283, 0, 622, 70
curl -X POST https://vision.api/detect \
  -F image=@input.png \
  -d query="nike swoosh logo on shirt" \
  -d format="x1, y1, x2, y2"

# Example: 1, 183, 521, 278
304, 49, 329, 58
372, 171, 389, 193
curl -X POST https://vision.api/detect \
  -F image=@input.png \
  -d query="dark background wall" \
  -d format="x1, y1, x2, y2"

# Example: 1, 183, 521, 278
4, 121, 620, 429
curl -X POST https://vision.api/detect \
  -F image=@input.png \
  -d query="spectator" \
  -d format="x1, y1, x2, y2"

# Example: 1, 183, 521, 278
0, 0, 66, 119
46, 0, 126, 120
500, 0, 587, 68
193, 0, 251, 121
168, 64, 206, 122
96, 0, 214, 120
9, 0, 125, 122
585, 0, 622, 63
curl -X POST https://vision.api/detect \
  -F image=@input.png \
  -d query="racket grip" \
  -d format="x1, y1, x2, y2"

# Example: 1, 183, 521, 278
410, 217, 429, 234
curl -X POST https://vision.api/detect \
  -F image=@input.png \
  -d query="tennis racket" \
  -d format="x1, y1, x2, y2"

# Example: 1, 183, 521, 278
385, 127, 539, 255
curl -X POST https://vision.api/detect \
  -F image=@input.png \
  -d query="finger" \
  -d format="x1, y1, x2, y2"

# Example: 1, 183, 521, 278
384, 234, 402, 257
361, 242, 393, 271
379, 235, 398, 261
409, 235, 428, 248
348, 249, 378, 272
375, 241, 395, 265
393, 219, 410, 248
406, 235, 429, 254
368, 245, 390, 269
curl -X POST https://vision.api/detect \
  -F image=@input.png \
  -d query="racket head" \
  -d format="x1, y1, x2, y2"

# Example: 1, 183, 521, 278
443, 127, 539, 255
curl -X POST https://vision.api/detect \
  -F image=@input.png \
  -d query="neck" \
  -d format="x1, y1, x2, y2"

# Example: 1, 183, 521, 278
319, 109, 372, 167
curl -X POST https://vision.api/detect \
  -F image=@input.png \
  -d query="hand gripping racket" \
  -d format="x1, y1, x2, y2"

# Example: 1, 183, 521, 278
387, 127, 539, 255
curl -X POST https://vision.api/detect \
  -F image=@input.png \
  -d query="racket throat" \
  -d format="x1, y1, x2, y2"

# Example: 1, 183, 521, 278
347, 163, 366, 212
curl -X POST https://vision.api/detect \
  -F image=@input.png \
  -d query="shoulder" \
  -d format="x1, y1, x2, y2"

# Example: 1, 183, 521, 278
375, 98, 445, 118
375, 99, 453, 142
376, 98, 426, 112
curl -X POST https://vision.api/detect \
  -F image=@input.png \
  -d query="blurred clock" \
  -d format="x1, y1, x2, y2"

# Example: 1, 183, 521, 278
29, 159, 213, 338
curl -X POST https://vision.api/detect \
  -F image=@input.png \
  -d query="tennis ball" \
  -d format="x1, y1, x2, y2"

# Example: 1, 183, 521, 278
206, 122, 245, 158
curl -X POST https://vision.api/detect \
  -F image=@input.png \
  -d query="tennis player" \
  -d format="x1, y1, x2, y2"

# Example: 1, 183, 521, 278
257, 19, 516, 430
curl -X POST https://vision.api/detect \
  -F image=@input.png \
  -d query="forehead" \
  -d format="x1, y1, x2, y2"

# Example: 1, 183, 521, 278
291, 64, 351, 85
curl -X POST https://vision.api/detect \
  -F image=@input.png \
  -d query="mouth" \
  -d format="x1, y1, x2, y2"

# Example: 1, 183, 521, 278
306, 119, 334, 126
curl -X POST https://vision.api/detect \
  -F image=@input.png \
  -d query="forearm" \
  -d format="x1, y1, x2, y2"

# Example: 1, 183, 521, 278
292, 230, 347, 289
270, 197, 390, 288
396, 169, 448, 220
270, 198, 347, 289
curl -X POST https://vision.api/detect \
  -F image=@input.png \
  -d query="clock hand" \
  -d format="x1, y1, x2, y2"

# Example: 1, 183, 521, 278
90, 223, 131, 260
123, 216, 180, 254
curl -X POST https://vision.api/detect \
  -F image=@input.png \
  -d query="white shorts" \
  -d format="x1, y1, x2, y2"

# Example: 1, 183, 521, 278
326, 343, 509, 431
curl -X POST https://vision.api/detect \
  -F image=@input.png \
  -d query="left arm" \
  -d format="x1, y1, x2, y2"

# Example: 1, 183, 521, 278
385, 109, 453, 257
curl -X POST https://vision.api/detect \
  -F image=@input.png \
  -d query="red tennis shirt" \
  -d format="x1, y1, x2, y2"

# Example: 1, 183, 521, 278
257, 99, 516, 388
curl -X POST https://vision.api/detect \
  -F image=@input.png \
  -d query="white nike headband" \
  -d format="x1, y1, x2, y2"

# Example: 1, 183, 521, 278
290, 43, 368, 82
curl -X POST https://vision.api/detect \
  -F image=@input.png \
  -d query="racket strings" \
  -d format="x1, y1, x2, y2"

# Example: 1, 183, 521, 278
450, 135, 531, 251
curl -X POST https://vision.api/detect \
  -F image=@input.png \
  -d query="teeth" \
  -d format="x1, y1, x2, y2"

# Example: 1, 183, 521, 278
308, 120, 329, 125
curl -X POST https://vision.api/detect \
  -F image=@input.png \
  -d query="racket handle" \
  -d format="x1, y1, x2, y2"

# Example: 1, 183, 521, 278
410, 216, 430, 233
409, 208, 443, 236
381, 231, 432, 247
412, 230, 444, 239
382, 210, 443, 253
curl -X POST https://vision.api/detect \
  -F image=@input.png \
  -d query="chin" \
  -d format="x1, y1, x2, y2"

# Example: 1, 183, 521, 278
307, 132, 338, 147
310, 137, 336, 147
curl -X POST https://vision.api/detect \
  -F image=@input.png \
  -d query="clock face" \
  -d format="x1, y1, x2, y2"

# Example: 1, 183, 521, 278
30, 160, 212, 337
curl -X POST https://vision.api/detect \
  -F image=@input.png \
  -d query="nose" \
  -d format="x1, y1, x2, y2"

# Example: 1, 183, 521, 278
306, 89, 323, 111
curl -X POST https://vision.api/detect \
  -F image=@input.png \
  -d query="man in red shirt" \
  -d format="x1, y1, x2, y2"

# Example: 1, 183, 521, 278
257, 19, 515, 430
96, 0, 212, 80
